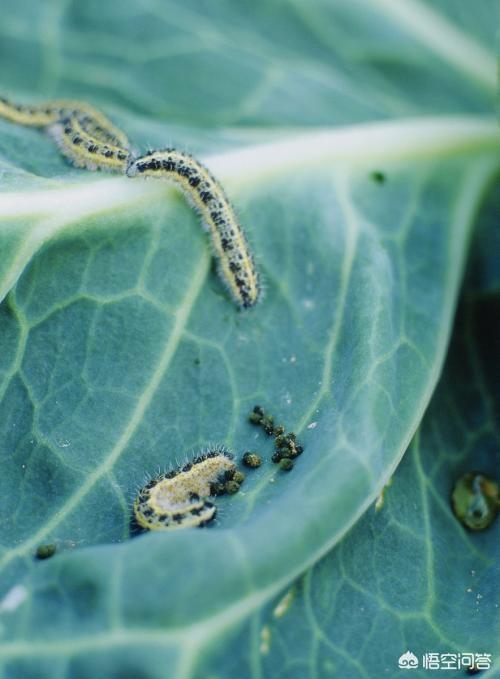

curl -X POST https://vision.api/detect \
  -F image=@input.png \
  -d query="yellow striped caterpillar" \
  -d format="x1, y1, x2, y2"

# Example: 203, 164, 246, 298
0, 95, 128, 147
48, 112, 130, 172
134, 448, 238, 531
127, 150, 261, 308
1, 95, 261, 308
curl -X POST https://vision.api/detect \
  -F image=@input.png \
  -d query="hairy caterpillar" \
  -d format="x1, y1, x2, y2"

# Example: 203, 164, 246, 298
126, 150, 261, 308
134, 448, 238, 531
48, 112, 130, 172
1, 95, 261, 308
0, 95, 128, 147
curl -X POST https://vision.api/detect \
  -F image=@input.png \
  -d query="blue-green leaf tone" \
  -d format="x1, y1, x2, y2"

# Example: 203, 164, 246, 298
0, 1, 498, 676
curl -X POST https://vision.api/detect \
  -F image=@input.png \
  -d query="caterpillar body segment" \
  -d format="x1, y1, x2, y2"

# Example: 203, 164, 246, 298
48, 112, 130, 172
127, 149, 261, 308
0, 95, 129, 147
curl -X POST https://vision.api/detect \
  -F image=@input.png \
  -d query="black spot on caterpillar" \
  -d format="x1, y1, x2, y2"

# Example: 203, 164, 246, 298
126, 149, 261, 308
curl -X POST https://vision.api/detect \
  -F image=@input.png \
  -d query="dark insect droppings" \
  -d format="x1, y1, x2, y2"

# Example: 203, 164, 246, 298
35, 544, 56, 560
370, 170, 386, 183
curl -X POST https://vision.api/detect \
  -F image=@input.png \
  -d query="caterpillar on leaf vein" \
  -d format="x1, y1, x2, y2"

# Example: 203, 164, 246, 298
0, 95, 261, 309
127, 149, 261, 308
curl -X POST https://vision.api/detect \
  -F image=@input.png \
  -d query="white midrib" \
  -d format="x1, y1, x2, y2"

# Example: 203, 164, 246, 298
0, 118, 498, 220
0, 115, 498, 305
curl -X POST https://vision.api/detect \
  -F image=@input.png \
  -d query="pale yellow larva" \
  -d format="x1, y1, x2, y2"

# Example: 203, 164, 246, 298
134, 448, 238, 531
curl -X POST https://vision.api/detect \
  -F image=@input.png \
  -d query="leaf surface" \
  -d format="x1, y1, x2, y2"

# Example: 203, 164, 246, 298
0, 1, 498, 676
193, 181, 500, 679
